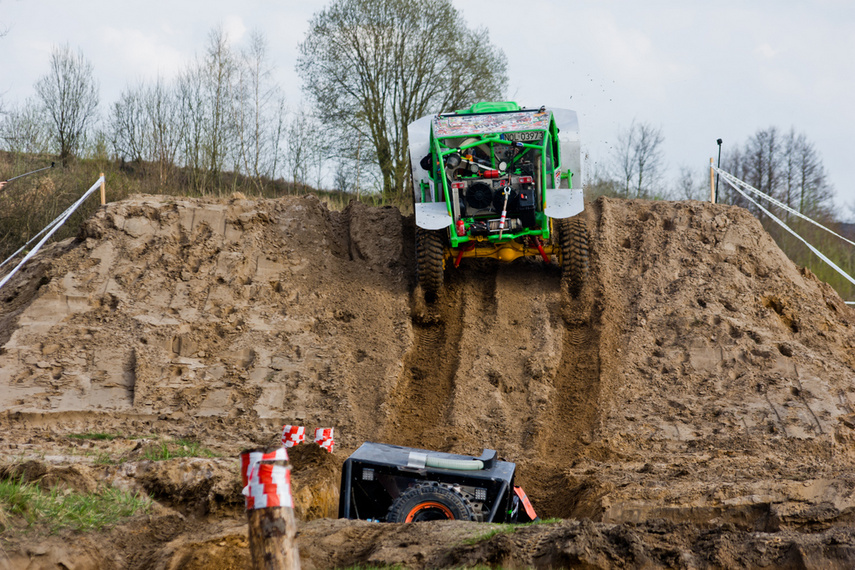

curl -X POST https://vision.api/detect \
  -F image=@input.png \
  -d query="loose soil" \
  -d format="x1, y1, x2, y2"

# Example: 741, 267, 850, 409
1, 194, 854, 568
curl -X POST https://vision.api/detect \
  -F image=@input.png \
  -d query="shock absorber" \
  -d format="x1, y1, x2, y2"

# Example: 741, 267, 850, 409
498, 187, 511, 239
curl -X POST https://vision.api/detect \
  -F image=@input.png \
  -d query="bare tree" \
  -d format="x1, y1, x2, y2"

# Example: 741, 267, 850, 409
0, 98, 50, 154
284, 107, 317, 191
145, 77, 183, 185
176, 64, 207, 190
784, 128, 833, 218
744, 127, 780, 203
721, 126, 833, 220
236, 30, 286, 192
111, 82, 148, 162
35, 44, 99, 164
203, 26, 236, 186
297, 0, 507, 202
174, 26, 239, 193
613, 120, 665, 198
674, 165, 707, 201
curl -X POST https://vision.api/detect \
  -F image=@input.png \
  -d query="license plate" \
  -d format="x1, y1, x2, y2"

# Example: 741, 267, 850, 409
504, 131, 541, 142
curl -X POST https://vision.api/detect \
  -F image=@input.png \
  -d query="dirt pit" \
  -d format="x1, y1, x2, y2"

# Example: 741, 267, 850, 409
1, 194, 854, 568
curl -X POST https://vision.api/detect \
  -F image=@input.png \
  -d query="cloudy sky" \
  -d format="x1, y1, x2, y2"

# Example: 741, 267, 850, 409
2, 0, 854, 217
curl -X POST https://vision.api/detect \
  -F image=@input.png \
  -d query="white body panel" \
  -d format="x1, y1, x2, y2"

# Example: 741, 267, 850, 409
415, 202, 452, 230
550, 108, 582, 190
408, 115, 435, 203
408, 115, 441, 229
544, 188, 584, 219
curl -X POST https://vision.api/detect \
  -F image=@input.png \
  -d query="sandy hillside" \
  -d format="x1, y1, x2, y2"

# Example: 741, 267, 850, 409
1, 194, 854, 569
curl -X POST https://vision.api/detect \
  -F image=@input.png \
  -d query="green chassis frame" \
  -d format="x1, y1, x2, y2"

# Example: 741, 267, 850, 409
421, 102, 572, 249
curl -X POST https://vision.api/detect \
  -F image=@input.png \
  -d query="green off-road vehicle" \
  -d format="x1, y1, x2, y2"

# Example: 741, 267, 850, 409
408, 102, 588, 297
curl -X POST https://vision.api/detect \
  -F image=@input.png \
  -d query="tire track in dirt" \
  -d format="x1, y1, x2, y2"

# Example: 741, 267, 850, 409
381, 245, 605, 480
381, 274, 469, 451
446, 263, 566, 456
521, 210, 605, 518
533, 293, 601, 461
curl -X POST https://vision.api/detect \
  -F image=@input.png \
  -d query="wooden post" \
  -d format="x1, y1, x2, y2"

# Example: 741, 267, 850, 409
709, 158, 714, 203
241, 448, 300, 570
100, 173, 106, 206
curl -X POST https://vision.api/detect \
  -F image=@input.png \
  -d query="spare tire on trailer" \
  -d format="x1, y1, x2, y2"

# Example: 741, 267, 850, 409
558, 216, 589, 297
387, 481, 478, 522
416, 227, 444, 296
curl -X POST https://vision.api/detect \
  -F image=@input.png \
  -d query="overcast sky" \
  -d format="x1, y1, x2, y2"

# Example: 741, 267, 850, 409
2, 0, 854, 217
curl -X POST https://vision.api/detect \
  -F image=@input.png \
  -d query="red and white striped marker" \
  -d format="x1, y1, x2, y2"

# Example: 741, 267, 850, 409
241, 448, 293, 510
281, 425, 305, 448
314, 427, 335, 453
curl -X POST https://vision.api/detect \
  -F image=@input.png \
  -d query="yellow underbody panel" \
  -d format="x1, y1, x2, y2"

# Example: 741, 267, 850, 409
447, 242, 560, 263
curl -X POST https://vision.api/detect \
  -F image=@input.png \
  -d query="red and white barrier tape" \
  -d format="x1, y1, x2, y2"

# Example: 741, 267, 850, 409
281, 425, 305, 447
241, 447, 293, 510
281, 425, 335, 453
314, 427, 335, 453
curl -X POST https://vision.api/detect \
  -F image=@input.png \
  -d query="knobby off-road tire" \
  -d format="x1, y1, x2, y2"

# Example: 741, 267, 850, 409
386, 481, 478, 523
416, 227, 444, 296
559, 216, 589, 297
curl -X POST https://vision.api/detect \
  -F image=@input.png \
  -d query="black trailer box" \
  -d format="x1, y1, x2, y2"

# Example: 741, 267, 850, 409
339, 442, 530, 523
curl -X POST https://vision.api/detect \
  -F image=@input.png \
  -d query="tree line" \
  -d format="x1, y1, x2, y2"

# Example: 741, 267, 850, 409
586, 121, 836, 215
719, 127, 834, 221
1, 29, 339, 196
0, 0, 506, 202
7, 0, 835, 218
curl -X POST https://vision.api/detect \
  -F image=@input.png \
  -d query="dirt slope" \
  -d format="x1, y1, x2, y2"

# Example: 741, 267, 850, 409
1, 194, 854, 568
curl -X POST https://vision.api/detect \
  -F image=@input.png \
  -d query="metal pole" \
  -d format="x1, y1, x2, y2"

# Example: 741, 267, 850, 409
1, 162, 55, 187
715, 139, 723, 203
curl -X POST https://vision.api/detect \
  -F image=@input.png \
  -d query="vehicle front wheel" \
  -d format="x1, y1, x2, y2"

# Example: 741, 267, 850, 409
416, 227, 444, 296
558, 216, 589, 297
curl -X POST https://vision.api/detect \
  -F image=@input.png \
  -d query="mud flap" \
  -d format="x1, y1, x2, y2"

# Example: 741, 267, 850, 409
544, 188, 584, 219
416, 202, 453, 230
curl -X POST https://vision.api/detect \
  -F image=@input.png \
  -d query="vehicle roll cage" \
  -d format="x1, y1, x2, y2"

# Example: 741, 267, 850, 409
426, 110, 562, 247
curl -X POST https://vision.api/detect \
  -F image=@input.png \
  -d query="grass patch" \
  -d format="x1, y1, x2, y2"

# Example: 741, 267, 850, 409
461, 518, 562, 545
530, 517, 561, 525
462, 524, 513, 545
143, 439, 219, 461
94, 452, 119, 465
334, 567, 406, 570
0, 477, 151, 533
68, 432, 121, 441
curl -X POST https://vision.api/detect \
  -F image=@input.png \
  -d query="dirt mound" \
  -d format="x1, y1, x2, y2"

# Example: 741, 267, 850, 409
1, 194, 855, 568
289, 442, 340, 520
294, 518, 855, 569
0, 460, 99, 494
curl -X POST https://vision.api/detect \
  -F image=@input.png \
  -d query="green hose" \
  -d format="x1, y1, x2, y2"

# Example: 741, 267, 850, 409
425, 456, 484, 471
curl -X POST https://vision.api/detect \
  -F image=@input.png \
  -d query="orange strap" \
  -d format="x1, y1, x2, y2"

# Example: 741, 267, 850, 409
513, 486, 537, 521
